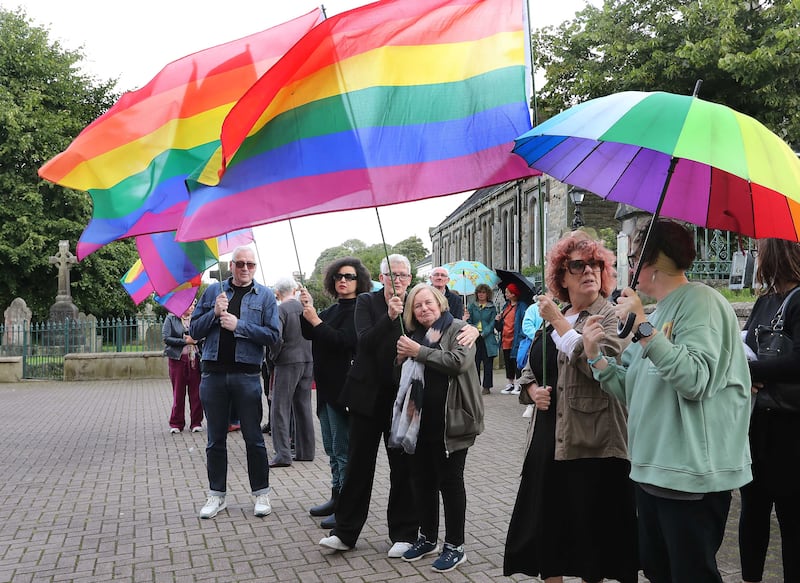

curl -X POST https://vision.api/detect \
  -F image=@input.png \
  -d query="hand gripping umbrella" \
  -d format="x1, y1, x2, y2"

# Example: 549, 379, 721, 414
512, 89, 800, 335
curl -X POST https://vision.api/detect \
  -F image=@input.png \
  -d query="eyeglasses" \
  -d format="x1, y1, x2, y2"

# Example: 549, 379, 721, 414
566, 259, 604, 275
383, 272, 411, 280
333, 273, 358, 281
233, 261, 257, 270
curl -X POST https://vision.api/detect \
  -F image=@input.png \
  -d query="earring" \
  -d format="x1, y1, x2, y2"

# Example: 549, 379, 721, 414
651, 271, 657, 283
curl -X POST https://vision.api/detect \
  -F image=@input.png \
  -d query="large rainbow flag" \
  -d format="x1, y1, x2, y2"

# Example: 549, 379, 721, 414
177, 0, 537, 241
38, 9, 323, 259
120, 260, 202, 316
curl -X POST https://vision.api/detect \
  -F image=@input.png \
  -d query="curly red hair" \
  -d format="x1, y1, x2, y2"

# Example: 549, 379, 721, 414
545, 231, 617, 303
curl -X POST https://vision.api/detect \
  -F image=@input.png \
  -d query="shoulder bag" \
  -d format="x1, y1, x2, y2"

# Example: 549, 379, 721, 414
755, 286, 800, 412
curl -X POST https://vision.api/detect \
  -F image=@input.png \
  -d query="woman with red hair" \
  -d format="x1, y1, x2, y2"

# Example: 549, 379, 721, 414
505, 231, 638, 583
495, 282, 528, 394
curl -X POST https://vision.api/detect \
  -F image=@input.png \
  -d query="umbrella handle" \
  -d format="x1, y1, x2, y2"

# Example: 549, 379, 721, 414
617, 313, 636, 338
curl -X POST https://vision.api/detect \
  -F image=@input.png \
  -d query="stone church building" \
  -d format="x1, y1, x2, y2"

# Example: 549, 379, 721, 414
429, 175, 620, 275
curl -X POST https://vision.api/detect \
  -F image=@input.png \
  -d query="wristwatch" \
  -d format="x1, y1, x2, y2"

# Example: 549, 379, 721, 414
632, 321, 655, 343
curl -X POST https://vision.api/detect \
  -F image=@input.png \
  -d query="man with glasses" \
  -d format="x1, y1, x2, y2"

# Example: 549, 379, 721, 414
321, 254, 479, 557
191, 246, 281, 520
430, 266, 465, 320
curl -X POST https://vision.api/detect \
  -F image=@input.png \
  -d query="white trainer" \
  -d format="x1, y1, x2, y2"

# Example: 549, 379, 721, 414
254, 493, 272, 517
500, 384, 515, 395
319, 535, 352, 551
387, 541, 414, 558
199, 495, 226, 519
511, 386, 521, 395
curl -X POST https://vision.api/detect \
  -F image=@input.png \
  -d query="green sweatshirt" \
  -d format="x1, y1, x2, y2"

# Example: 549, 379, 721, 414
594, 283, 752, 493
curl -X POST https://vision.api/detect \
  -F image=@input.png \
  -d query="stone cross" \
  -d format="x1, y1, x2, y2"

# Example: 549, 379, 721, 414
49, 240, 78, 302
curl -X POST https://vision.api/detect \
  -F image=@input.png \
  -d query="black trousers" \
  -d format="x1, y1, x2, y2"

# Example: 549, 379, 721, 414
474, 337, 494, 389
332, 407, 418, 548
739, 479, 800, 582
635, 485, 730, 583
410, 442, 468, 547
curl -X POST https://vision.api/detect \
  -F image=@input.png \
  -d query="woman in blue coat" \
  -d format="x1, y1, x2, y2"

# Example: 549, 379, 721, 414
467, 283, 499, 394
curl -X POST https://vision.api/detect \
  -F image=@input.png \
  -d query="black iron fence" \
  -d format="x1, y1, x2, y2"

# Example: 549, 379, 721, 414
0, 316, 164, 379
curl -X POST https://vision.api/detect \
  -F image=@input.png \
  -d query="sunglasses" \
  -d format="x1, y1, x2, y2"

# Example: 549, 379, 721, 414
566, 259, 604, 275
233, 261, 257, 269
333, 273, 358, 281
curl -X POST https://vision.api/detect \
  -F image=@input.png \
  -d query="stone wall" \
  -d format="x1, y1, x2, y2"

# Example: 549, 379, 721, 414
0, 357, 22, 382
63, 352, 168, 382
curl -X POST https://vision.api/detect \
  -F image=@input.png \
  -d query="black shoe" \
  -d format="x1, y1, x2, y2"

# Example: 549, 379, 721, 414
261, 422, 271, 434
320, 514, 336, 529
309, 488, 338, 517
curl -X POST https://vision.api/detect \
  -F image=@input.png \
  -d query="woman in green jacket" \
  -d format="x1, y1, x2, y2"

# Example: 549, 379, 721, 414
467, 283, 499, 394
391, 283, 484, 573
584, 219, 752, 583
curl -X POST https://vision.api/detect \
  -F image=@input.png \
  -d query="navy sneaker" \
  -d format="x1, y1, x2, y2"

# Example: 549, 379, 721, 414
402, 536, 440, 562
431, 543, 466, 573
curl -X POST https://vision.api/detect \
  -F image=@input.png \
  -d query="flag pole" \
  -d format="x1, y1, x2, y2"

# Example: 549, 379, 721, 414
288, 219, 305, 286
525, 0, 547, 389
375, 207, 404, 335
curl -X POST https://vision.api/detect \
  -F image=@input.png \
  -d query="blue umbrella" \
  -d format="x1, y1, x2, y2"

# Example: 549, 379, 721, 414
441, 260, 500, 296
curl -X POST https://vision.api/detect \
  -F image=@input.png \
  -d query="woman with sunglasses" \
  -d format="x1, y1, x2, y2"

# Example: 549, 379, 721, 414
300, 257, 372, 529
506, 231, 638, 583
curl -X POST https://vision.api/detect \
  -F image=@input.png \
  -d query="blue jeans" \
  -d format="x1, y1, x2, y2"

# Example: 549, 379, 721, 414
200, 371, 269, 496
318, 403, 349, 491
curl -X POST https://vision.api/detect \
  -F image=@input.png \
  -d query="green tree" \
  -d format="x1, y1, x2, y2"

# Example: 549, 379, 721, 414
0, 8, 138, 319
534, 0, 799, 148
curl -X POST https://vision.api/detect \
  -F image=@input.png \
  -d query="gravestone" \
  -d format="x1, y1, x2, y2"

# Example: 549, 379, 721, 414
729, 251, 755, 290
2, 298, 32, 355
48, 240, 79, 323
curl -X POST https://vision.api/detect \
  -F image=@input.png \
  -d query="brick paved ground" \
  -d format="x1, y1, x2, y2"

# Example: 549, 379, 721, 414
0, 372, 782, 582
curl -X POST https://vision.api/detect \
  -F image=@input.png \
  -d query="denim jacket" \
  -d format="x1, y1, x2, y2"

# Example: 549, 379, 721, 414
190, 278, 281, 366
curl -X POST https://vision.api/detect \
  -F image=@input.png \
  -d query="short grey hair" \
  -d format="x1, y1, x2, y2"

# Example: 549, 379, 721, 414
380, 254, 411, 276
231, 246, 255, 260
273, 276, 298, 296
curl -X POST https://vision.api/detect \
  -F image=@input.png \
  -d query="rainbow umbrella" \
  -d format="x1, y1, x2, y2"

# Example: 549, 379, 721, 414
513, 90, 800, 333
442, 260, 500, 296
514, 91, 800, 249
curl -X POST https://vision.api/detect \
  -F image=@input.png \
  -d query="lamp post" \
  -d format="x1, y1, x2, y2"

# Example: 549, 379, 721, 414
569, 187, 587, 229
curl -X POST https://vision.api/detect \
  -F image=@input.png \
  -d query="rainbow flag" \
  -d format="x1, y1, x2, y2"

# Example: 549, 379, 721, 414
177, 0, 536, 241
154, 275, 202, 316
120, 259, 154, 305
38, 9, 323, 259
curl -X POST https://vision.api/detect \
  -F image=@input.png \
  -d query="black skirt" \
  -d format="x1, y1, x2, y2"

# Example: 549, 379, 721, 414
504, 329, 639, 582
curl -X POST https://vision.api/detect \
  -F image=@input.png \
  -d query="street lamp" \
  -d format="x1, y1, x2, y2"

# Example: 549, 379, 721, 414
569, 187, 587, 229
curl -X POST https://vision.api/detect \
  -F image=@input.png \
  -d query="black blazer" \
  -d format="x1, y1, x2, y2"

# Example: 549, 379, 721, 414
340, 290, 404, 417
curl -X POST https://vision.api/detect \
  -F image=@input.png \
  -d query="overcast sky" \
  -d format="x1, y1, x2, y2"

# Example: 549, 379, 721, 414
14, 0, 594, 284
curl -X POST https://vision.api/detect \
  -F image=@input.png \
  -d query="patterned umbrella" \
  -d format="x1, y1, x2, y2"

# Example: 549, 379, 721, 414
442, 260, 500, 296
513, 89, 800, 334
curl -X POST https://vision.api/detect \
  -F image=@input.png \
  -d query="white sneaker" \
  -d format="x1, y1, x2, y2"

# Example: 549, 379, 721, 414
254, 493, 272, 517
199, 495, 226, 519
191, 426, 202, 433
511, 385, 521, 395
388, 541, 414, 558
169, 427, 180, 434
319, 535, 351, 551
522, 404, 535, 418
500, 384, 515, 395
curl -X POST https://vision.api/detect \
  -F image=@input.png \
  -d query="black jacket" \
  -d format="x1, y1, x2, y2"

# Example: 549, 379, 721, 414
339, 291, 404, 417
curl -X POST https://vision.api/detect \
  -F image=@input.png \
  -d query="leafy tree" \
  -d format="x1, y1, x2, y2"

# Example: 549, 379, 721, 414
0, 8, 139, 319
534, 0, 799, 148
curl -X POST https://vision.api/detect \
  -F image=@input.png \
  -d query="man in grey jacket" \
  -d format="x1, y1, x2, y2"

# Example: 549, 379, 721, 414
268, 277, 315, 467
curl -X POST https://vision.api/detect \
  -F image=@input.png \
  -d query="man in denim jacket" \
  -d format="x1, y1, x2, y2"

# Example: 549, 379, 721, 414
190, 246, 281, 520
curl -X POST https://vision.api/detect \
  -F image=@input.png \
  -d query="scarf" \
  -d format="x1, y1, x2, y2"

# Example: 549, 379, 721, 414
389, 310, 454, 454
181, 314, 197, 368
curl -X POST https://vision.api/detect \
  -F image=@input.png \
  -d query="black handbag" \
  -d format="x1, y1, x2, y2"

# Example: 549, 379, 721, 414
755, 286, 800, 412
